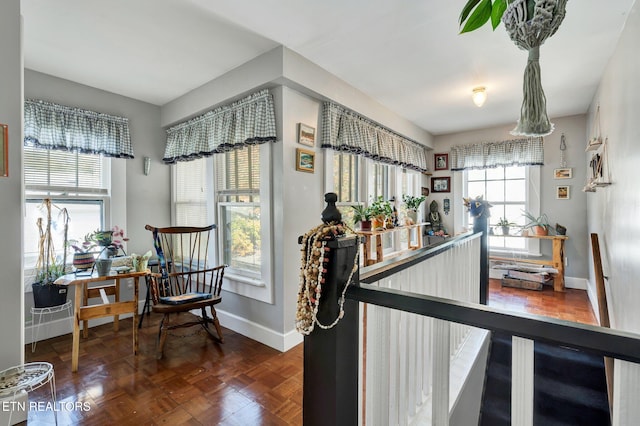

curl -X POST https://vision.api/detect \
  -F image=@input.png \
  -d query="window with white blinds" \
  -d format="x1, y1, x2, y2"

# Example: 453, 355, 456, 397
24, 146, 109, 269
174, 158, 209, 226
172, 143, 272, 302
215, 145, 261, 274
24, 145, 105, 194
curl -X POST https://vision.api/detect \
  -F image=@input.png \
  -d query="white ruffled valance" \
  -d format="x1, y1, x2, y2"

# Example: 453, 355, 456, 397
24, 99, 133, 158
163, 89, 277, 164
450, 137, 544, 171
321, 102, 429, 172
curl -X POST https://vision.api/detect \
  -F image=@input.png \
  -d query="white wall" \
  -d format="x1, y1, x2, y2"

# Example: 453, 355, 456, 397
433, 115, 589, 280
586, 2, 640, 334
0, 0, 24, 368
586, 5, 640, 424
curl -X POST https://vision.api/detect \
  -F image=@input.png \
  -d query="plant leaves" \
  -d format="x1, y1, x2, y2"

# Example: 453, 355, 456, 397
459, 0, 482, 25
460, 0, 493, 34
491, 0, 507, 30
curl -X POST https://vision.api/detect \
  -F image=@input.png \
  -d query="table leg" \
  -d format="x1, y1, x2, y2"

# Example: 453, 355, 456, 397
113, 279, 120, 332
375, 235, 383, 263
82, 284, 89, 338
133, 277, 139, 355
552, 239, 565, 291
72, 285, 82, 372
364, 235, 373, 266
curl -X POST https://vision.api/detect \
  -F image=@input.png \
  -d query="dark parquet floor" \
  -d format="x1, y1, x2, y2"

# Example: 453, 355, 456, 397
23, 279, 596, 425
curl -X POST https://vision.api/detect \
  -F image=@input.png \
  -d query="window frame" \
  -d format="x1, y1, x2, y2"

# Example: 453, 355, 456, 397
171, 143, 274, 304
462, 166, 541, 255
23, 148, 119, 291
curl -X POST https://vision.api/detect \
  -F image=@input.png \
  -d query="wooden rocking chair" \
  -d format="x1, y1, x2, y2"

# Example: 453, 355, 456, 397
145, 224, 226, 359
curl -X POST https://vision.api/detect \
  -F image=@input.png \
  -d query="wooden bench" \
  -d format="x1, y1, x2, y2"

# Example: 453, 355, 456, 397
490, 234, 568, 291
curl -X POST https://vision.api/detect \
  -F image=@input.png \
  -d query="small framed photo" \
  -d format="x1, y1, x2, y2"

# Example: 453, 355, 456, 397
297, 123, 316, 147
0, 124, 7, 177
556, 185, 570, 200
554, 168, 572, 179
434, 153, 449, 171
431, 176, 451, 193
296, 148, 315, 173
421, 186, 430, 197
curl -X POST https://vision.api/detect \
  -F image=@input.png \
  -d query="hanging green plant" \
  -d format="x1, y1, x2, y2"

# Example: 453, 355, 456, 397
459, 0, 568, 137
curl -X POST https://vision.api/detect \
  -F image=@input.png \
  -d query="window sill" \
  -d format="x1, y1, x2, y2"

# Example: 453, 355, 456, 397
224, 272, 266, 288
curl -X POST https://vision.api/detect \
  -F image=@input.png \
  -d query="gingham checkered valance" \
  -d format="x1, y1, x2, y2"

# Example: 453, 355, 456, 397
321, 102, 429, 172
24, 99, 133, 158
163, 89, 277, 164
450, 137, 544, 171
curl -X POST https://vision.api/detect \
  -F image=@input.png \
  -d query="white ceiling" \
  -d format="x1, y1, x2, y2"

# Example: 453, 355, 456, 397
21, 0, 636, 135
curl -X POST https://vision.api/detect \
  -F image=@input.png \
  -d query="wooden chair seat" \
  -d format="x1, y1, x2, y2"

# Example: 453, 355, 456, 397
152, 294, 221, 314
145, 224, 226, 359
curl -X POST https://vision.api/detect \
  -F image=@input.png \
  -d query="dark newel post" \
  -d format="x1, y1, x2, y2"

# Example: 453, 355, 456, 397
473, 213, 489, 305
303, 193, 359, 426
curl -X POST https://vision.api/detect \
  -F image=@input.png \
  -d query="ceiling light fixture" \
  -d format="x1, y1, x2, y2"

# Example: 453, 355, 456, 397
472, 86, 487, 107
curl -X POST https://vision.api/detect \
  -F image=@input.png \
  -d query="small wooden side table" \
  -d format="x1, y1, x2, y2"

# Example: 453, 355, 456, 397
55, 270, 148, 372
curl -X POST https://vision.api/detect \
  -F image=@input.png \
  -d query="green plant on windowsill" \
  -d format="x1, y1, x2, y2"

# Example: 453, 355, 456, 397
351, 204, 374, 230
401, 194, 426, 212
522, 210, 551, 236
495, 217, 517, 236
369, 196, 393, 230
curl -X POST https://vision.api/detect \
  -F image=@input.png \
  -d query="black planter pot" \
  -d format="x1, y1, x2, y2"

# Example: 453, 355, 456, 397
32, 282, 68, 308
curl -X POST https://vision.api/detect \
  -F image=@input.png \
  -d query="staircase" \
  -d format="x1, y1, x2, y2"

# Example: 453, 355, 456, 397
479, 332, 611, 426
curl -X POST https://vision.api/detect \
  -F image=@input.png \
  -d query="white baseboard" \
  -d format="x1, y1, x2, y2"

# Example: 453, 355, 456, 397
25, 301, 303, 354
565, 276, 588, 290
216, 309, 302, 352
25, 300, 146, 345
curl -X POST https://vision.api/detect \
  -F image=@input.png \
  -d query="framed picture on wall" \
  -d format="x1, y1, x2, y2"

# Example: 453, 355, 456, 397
556, 185, 570, 200
297, 123, 316, 147
431, 176, 451, 193
434, 153, 449, 171
0, 124, 7, 177
554, 168, 572, 179
296, 148, 315, 173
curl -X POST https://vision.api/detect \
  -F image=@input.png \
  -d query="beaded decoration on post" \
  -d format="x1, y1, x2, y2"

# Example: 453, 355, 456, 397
295, 222, 358, 335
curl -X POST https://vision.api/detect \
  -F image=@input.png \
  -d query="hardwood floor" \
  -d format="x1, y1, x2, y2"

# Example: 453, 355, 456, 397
25, 313, 303, 425
23, 281, 596, 425
488, 278, 598, 325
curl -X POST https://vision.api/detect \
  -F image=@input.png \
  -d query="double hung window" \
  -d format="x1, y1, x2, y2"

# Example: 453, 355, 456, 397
172, 144, 272, 302
24, 146, 109, 270
464, 165, 540, 253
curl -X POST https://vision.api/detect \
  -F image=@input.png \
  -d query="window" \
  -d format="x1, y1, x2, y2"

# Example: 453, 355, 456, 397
215, 145, 261, 275
172, 144, 273, 303
465, 165, 539, 252
332, 152, 362, 225
24, 146, 109, 269
328, 151, 424, 253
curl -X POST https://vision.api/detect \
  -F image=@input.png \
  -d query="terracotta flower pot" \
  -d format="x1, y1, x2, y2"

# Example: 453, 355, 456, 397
532, 225, 548, 236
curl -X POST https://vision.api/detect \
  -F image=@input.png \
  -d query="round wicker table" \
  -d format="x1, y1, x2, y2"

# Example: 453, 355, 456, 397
0, 362, 56, 425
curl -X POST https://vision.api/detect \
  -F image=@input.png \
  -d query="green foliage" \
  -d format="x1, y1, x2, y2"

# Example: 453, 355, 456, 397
351, 204, 372, 223
402, 194, 426, 212
459, 0, 516, 33
496, 217, 516, 227
230, 211, 261, 258
522, 210, 550, 229
369, 196, 393, 219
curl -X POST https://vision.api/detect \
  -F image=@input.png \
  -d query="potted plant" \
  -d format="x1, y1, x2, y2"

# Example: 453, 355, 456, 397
351, 204, 373, 231
32, 199, 70, 308
522, 211, 551, 236
402, 194, 426, 224
369, 196, 393, 230
496, 217, 516, 236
